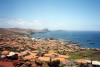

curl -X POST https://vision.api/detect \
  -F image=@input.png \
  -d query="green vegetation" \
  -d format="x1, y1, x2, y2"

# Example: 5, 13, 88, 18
68, 53, 82, 59
82, 50, 94, 57
68, 50, 97, 59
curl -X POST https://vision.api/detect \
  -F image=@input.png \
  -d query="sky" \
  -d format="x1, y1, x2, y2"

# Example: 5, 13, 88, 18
0, 0, 100, 31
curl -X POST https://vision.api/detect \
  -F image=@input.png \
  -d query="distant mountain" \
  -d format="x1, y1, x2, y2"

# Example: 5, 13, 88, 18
40, 28, 49, 33
2, 28, 49, 35
0, 28, 18, 35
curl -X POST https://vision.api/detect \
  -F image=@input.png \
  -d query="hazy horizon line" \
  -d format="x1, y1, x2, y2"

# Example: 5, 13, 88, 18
1, 27, 100, 32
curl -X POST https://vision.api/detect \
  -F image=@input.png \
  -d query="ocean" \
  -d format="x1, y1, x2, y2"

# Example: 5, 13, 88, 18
31, 31, 100, 49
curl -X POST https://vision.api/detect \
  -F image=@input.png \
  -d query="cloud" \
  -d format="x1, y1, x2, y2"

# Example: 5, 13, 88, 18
0, 18, 67, 30
0, 18, 51, 29
33, 20, 40, 23
0, 17, 99, 31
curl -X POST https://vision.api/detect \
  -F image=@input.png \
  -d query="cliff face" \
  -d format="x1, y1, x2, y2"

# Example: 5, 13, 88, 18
0, 28, 49, 35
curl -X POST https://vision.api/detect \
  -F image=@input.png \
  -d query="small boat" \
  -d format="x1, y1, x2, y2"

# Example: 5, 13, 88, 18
89, 42, 95, 44
87, 40, 95, 44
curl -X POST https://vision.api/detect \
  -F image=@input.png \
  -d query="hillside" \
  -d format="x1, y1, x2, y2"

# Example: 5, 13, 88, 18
2, 28, 49, 35
0, 28, 18, 35
0, 28, 100, 67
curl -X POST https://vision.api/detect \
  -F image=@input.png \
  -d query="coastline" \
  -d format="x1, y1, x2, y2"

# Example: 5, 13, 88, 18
0, 31, 100, 67
31, 37, 100, 50
31, 30, 100, 49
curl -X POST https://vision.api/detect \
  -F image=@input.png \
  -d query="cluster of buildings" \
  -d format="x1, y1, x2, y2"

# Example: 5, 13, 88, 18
0, 33, 100, 67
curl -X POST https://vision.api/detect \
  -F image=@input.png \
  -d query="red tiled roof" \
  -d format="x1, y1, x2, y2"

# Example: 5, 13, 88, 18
38, 57, 50, 61
1, 50, 9, 55
0, 61, 14, 67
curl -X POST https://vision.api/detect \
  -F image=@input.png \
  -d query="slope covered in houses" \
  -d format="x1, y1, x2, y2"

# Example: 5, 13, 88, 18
0, 28, 100, 67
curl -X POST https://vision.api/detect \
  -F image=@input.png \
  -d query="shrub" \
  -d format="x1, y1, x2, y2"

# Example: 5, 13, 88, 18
48, 60, 60, 67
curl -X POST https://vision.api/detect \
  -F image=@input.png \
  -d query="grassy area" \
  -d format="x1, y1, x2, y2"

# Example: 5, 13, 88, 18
68, 53, 82, 59
67, 50, 98, 59
82, 50, 94, 57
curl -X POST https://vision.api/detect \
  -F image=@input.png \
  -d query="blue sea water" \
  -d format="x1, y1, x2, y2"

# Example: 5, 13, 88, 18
32, 31, 100, 48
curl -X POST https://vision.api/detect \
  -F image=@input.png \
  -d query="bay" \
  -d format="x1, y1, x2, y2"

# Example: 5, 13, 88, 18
31, 31, 100, 48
